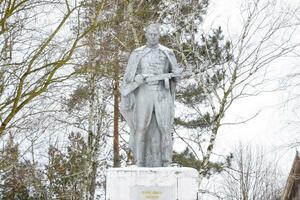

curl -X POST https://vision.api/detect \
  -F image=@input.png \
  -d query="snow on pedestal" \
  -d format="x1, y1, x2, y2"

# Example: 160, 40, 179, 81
106, 167, 199, 200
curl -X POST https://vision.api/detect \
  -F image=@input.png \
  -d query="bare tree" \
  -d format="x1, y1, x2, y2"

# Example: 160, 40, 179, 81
218, 144, 283, 200
0, 0, 106, 137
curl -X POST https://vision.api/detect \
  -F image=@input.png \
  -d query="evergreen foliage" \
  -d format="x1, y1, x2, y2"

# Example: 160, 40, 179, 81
0, 135, 45, 199
173, 147, 232, 177
46, 132, 87, 199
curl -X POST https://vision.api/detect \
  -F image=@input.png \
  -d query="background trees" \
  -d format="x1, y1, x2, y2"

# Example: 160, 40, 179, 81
169, 0, 300, 186
0, 0, 109, 199
218, 144, 283, 200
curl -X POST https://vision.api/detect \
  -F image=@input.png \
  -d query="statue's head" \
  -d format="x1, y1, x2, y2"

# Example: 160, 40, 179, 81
145, 23, 160, 47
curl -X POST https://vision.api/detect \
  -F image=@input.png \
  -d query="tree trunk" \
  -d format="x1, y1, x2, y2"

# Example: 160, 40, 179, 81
113, 62, 120, 167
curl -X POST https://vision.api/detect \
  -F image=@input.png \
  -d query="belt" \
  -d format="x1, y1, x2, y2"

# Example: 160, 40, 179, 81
144, 84, 163, 91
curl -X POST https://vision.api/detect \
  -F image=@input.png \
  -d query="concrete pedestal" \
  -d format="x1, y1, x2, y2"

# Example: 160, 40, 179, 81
106, 167, 199, 200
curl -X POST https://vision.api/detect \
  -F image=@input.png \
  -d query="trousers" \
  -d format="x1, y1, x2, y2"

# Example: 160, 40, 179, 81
133, 83, 173, 167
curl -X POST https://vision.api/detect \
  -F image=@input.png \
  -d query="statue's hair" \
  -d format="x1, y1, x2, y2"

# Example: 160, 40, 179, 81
144, 23, 161, 33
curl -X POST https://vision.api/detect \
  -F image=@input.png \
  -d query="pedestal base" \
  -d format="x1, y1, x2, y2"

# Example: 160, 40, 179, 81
106, 167, 199, 200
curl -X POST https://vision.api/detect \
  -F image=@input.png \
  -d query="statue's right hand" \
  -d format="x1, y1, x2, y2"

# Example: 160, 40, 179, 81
134, 74, 144, 84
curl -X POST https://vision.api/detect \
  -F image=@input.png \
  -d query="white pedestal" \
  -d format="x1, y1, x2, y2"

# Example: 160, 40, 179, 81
106, 167, 199, 200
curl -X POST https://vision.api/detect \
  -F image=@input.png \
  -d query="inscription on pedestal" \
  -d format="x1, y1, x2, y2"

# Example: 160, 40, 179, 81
130, 185, 175, 200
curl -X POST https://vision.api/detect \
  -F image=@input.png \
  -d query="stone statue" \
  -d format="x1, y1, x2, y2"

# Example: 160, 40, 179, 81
120, 23, 182, 167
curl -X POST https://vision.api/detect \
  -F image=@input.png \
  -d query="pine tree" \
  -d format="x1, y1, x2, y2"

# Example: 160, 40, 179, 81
173, 27, 233, 176
46, 132, 89, 199
0, 134, 45, 199
173, 147, 232, 177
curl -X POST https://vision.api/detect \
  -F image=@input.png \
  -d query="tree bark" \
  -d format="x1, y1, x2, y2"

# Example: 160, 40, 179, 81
113, 62, 120, 167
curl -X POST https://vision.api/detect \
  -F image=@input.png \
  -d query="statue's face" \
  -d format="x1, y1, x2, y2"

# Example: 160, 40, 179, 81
145, 26, 160, 46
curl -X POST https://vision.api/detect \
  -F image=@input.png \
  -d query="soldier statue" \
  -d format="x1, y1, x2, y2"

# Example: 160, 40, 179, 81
120, 23, 182, 167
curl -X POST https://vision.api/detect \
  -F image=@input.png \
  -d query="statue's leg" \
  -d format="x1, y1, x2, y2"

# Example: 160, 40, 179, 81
145, 112, 162, 167
155, 91, 173, 167
135, 88, 154, 166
